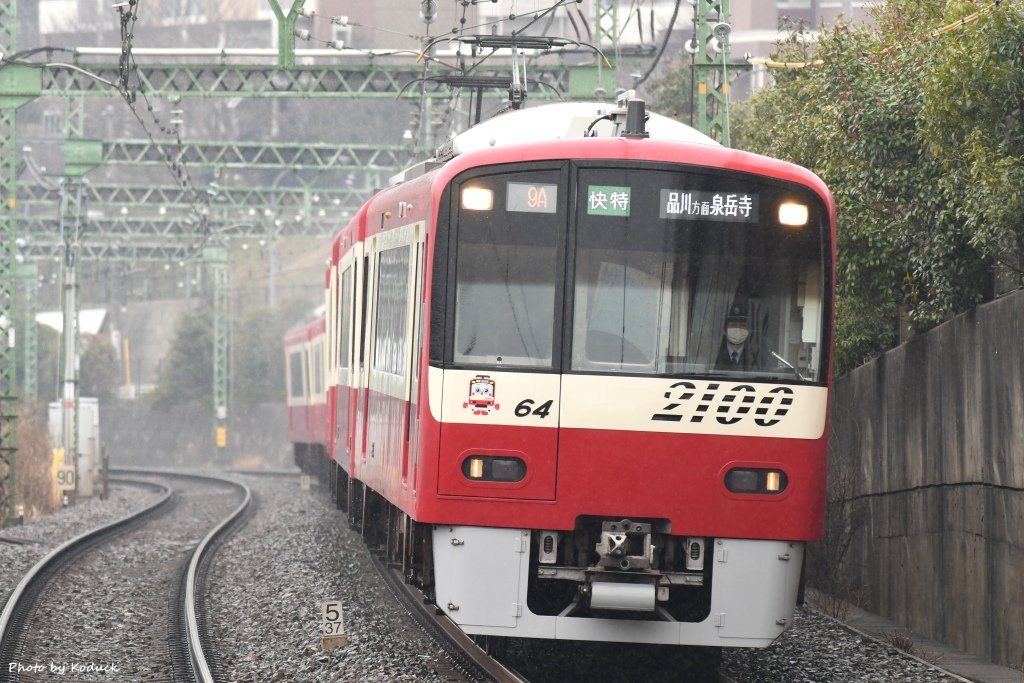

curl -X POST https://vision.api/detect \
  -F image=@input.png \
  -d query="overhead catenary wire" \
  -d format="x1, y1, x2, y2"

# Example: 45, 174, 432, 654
115, 0, 211, 255
633, 0, 681, 87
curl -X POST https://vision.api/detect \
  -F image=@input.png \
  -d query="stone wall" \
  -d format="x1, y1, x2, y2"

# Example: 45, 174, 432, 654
830, 288, 1024, 668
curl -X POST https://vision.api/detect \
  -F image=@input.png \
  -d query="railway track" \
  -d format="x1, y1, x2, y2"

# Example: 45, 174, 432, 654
0, 470, 251, 683
368, 551, 528, 683
368, 549, 742, 683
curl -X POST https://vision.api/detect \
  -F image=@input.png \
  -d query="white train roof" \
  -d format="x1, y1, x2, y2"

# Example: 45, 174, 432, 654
442, 100, 719, 155
391, 98, 719, 185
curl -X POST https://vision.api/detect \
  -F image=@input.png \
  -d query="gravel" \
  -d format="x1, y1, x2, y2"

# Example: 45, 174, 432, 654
721, 607, 967, 683
0, 484, 163, 605
207, 474, 470, 683
14, 476, 241, 682
1, 476, 972, 683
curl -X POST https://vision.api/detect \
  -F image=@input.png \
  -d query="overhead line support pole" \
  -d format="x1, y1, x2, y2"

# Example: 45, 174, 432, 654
16, 264, 38, 404
267, 0, 307, 69
0, 0, 28, 527
693, 0, 734, 146
205, 245, 229, 455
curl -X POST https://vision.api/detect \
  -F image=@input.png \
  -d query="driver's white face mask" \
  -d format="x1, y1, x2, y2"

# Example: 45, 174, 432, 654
726, 327, 749, 345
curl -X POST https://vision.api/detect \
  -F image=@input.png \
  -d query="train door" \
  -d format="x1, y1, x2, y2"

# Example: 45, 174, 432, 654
365, 221, 420, 496
301, 341, 312, 439
354, 240, 372, 474
326, 263, 337, 455
405, 234, 427, 490
334, 247, 357, 470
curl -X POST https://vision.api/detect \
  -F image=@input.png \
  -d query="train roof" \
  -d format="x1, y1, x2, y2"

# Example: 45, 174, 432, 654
390, 95, 718, 185
439, 100, 718, 157
284, 310, 326, 347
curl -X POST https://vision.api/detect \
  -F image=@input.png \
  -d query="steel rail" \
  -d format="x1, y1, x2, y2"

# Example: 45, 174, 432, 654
0, 479, 173, 681
367, 552, 528, 683
108, 467, 252, 683
183, 476, 251, 682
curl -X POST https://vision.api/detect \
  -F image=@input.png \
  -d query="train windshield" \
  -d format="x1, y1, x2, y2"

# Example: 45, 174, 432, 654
451, 169, 565, 368
445, 163, 830, 383
572, 166, 828, 382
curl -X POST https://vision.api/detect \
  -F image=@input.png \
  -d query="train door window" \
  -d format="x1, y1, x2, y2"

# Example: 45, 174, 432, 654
373, 245, 412, 378
412, 240, 425, 383
339, 266, 353, 373
312, 339, 324, 400
327, 266, 338, 384
450, 169, 564, 368
302, 346, 311, 404
359, 253, 370, 371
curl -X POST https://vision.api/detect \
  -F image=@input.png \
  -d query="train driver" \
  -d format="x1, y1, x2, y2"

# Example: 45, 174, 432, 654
715, 308, 760, 370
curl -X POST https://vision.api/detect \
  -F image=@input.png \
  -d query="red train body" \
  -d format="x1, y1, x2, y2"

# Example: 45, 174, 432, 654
286, 98, 836, 649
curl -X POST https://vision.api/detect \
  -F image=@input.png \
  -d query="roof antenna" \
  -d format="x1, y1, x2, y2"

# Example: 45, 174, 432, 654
616, 90, 649, 139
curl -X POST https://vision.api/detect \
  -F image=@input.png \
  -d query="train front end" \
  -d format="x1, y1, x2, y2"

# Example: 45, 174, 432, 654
422, 132, 835, 648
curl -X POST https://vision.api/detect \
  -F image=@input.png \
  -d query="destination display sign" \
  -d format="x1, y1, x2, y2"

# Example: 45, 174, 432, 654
659, 190, 758, 222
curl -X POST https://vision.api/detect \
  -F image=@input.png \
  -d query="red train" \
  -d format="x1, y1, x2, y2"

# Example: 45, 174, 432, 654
286, 94, 836, 653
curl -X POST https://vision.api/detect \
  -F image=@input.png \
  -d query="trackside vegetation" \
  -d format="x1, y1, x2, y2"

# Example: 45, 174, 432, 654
651, 0, 1024, 373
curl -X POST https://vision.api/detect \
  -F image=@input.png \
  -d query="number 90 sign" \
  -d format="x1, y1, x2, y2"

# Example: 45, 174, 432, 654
56, 466, 76, 491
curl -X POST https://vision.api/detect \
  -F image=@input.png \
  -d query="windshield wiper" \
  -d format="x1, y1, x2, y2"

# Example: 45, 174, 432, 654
771, 351, 808, 382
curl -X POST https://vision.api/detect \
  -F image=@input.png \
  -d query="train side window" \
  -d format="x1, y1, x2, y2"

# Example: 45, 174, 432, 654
287, 349, 304, 400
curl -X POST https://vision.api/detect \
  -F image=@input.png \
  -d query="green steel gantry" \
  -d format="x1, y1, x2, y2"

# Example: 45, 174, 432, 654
692, 0, 745, 146
0, 0, 619, 519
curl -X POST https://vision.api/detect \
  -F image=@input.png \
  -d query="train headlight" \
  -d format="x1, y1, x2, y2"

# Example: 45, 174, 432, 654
461, 186, 494, 211
462, 455, 526, 483
725, 468, 788, 495
778, 202, 808, 227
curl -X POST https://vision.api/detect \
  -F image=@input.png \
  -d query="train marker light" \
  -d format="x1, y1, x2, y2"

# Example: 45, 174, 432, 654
461, 186, 493, 211
462, 455, 527, 482
778, 202, 809, 227
725, 468, 788, 495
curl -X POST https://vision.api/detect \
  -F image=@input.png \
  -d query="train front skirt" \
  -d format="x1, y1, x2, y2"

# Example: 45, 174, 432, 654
432, 526, 803, 647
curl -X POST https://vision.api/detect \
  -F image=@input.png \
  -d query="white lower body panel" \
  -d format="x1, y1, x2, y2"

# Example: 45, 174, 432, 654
431, 526, 803, 647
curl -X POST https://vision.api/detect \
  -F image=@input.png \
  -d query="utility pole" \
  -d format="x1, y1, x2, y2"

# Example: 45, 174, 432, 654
58, 179, 85, 502
58, 139, 101, 502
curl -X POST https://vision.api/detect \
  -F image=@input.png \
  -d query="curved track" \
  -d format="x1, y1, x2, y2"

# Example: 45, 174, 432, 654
0, 470, 251, 683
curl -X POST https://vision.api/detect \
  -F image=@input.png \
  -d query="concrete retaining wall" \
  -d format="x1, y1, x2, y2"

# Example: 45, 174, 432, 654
831, 288, 1024, 668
